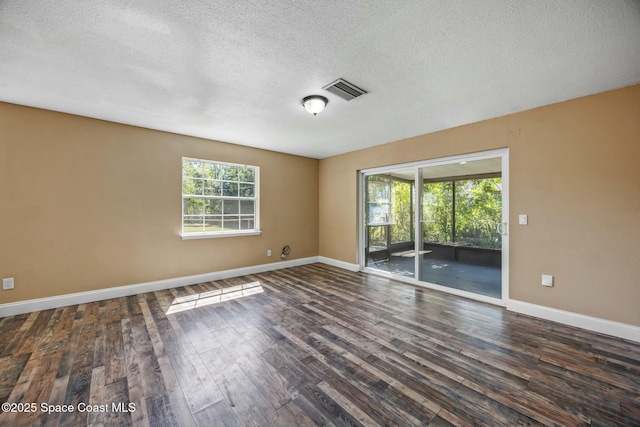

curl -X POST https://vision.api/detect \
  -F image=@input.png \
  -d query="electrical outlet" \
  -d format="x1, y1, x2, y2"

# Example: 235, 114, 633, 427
541, 274, 553, 287
2, 277, 14, 290
267, 249, 272, 257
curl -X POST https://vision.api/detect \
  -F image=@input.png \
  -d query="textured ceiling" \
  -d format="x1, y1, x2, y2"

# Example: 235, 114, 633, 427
1, 1, 639, 159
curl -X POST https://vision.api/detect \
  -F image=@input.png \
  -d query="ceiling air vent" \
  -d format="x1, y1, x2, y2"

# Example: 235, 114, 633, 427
322, 78, 367, 101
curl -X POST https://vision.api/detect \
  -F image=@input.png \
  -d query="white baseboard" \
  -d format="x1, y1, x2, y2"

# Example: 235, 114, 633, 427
0, 257, 319, 318
507, 299, 640, 343
317, 256, 360, 272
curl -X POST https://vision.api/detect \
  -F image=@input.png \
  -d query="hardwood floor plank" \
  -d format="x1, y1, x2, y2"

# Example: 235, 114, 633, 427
104, 319, 126, 385
540, 351, 640, 394
41, 375, 70, 427
383, 324, 532, 392
431, 408, 474, 427
260, 347, 350, 425
596, 352, 640, 377
199, 347, 275, 426
191, 402, 232, 427
235, 353, 300, 409
1, 311, 40, 357
168, 349, 223, 414
0, 314, 28, 346
129, 309, 165, 399
146, 392, 178, 427
460, 377, 585, 426
526, 377, 630, 425
87, 366, 107, 426
302, 354, 430, 426
308, 330, 442, 416
233, 322, 281, 354
0, 354, 29, 403
138, 295, 166, 358
316, 380, 382, 427
289, 394, 337, 427
121, 316, 151, 427
103, 377, 133, 427
14, 348, 66, 427
275, 398, 320, 427
156, 355, 196, 427
175, 309, 222, 354
32, 307, 65, 356
0, 263, 638, 426
0, 365, 36, 427
59, 301, 100, 427
620, 398, 640, 424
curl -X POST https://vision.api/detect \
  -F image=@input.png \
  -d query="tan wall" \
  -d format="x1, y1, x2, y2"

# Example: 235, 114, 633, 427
2, 86, 638, 326
319, 84, 640, 326
0, 103, 319, 304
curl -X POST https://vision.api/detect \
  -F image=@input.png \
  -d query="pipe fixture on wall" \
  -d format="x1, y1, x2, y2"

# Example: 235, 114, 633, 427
281, 245, 291, 259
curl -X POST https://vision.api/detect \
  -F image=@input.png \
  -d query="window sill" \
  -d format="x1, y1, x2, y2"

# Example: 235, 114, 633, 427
181, 230, 262, 240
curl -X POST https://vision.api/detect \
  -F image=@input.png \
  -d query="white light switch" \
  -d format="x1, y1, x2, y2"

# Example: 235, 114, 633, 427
519, 214, 528, 225
542, 274, 553, 287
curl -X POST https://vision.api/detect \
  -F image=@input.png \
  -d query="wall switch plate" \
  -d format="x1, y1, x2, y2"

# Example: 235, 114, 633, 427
2, 277, 14, 290
542, 274, 553, 287
267, 249, 272, 257
519, 214, 528, 225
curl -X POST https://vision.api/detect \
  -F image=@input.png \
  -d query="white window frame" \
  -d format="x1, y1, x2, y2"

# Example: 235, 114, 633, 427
181, 157, 261, 239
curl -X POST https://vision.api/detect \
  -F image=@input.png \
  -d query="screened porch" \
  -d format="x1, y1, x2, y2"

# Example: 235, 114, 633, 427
364, 161, 503, 299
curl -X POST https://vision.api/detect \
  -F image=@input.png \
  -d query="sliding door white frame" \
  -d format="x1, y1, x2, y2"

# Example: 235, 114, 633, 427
358, 148, 509, 306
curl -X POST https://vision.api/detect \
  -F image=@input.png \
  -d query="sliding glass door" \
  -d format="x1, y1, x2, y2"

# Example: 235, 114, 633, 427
360, 149, 509, 303
418, 169, 503, 298
364, 170, 415, 278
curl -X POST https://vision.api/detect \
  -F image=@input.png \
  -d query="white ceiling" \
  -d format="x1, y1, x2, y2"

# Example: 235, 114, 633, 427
1, 1, 639, 159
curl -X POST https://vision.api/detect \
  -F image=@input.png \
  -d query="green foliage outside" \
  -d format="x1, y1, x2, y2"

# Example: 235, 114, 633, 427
422, 182, 453, 243
367, 175, 502, 250
424, 178, 502, 249
390, 181, 412, 244
366, 177, 412, 247
453, 178, 502, 249
182, 159, 256, 233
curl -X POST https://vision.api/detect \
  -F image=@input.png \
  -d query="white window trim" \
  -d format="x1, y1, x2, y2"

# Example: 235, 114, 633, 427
181, 230, 262, 240
181, 157, 260, 239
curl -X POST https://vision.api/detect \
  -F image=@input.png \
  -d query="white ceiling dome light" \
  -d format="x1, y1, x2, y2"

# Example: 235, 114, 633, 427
301, 95, 328, 116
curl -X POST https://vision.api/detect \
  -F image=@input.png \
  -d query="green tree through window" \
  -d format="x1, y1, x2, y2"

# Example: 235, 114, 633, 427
182, 158, 259, 235
366, 174, 501, 251
423, 177, 501, 249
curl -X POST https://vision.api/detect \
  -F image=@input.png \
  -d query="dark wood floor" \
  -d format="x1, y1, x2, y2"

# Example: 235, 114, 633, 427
1, 264, 639, 426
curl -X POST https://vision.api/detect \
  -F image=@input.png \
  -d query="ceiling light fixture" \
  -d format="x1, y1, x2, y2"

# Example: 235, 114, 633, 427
301, 95, 328, 116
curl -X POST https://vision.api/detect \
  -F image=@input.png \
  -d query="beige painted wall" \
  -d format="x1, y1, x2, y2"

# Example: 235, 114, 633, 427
2, 86, 638, 326
319, 85, 640, 326
0, 103, 319, 304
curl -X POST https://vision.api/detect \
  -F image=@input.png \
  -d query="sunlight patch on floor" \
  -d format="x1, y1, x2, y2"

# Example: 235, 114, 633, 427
166, 281, 263, 314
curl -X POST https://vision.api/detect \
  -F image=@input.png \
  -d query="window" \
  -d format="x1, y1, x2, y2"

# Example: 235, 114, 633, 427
366, 179, 391, 224
365, 175, 416, 250
182, 158, 260, 238
422, 176, 501, 249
